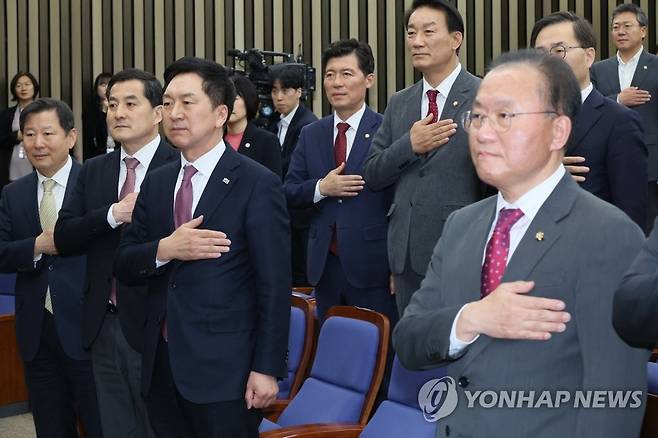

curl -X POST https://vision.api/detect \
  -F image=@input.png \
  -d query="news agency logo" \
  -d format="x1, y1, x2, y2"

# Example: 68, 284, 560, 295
418, 376, 459, 422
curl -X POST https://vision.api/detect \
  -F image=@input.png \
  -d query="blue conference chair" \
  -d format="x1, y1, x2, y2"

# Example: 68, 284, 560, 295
641, 361, 658, 438
278, 294, 315, 399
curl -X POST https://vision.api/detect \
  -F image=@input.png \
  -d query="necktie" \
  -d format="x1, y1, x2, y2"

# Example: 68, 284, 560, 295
329, 123, 351, 256
278, 119, 288, 147
174, 165, 198, 228
40, 179, 57, 313
426, 89, 440, 123
109, 157, 141, 306
481, 208, 524, 297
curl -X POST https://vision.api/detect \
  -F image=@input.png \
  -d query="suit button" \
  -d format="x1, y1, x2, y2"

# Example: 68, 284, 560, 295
458, 376, 469, 388
338, 199, 343, 204
48, 265, 53, 271
445, 425, 450, 436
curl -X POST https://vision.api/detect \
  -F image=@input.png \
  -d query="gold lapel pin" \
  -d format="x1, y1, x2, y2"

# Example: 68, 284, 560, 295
452, 100, 459, 107
365, 133, 370, 139
535, 231, 544, 241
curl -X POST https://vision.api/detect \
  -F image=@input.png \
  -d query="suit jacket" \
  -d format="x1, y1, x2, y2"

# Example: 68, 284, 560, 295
0, 105, 21, 188
226, 121, 282, 177
114, 146, 291, 404
284, 107, 392, 288
0, 162, 88, 362
54, 139, 177, 352
363, 68, 484, 275
613, 217, 658, 349
268, 104, 318, 179
591, 51, 658, 180
393, 173, 649, 438
571, 88, 647, 228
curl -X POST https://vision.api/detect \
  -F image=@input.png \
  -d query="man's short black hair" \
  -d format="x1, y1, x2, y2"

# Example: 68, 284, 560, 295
231, 75, 259, 121
611, 3, 648, 28
107, 68, 163, 107
164, 56, 236, 115
322, 39, 375, 76
530, 11, 597, 49
489, 49, 582, 147
404, 0, 465, 55
10, 71, 40, 102
269, 64, 305, 90
20, 98, 75, 133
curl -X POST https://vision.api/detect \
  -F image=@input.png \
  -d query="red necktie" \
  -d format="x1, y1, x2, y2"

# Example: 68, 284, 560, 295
426, 89, 440, 123
330, 122, 350, 255
109, 157, 140, 306
481, 208, 524, 297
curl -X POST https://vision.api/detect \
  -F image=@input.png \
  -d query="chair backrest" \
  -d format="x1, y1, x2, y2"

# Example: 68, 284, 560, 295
360, 356, 446, 438
0, 295, 14, 315
641, 362, 658, 438
278, 294, 315, 399
275, 305, 389, 428
0, 273, 16, 295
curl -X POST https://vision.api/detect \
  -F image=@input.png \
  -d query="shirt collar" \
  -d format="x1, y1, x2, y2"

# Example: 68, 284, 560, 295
422, 63, 462, 98
333, 103, 366, 131
617, 46, 644, 65
495, 165, 566, 220
581, 83, 594, 103
120, 134, 161, 169
180, 140, 227, 177
37, 155, 73, 188
280, 104, 299, 125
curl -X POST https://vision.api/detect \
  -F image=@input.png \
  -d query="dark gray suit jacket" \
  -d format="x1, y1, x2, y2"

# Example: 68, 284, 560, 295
363, 68, 483, 275
591, 50, 658, 180
394, 173, 649, 438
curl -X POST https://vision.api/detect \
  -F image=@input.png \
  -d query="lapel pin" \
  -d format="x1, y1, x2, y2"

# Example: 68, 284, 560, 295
222, 178, 230, 185
453, 100, 459, 107
644, 65, 648, 70
365, 133, 370, 139
535, 231, 544, 241
245, 142, 251, 148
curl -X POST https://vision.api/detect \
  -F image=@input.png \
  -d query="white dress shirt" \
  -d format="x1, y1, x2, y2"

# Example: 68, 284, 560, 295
155, 141, 227, 267
581, 83, 593, 103
448, 165, 567, 357
617, 47, 643, 92
420, 63, 462, 120
278, 105, 299, 146
107, 134, 162, 228
313, 103, 367, 203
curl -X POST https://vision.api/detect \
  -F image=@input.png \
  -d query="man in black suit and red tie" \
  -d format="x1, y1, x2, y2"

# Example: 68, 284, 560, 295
55, 69, 176, 438
115, 57, 290, 438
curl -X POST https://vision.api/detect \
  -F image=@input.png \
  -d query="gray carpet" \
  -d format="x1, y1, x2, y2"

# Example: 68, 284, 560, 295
0, 413, 36, 438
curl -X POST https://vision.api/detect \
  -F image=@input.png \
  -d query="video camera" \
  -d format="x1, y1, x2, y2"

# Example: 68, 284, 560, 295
226, 48, 316, 126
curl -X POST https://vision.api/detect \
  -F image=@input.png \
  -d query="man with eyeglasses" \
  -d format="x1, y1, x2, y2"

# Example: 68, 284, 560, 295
531, 12, 647, 229
591, 3, 658, 231
394, 49, 648, 438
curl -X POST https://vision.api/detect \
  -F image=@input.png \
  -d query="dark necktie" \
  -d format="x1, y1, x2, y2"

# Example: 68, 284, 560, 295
109, 157, 140, 306
330, 123, 350, 255
174, 165, 198, 228
426, 89, 440, 123
481, 208, 524, 297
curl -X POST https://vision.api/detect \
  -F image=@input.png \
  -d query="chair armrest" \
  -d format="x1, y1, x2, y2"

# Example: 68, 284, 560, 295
260, 423, 364, 438
263, 399, 290, 422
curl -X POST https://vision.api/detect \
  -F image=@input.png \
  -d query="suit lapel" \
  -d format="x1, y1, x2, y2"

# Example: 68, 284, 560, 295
63, 160, 81, 206
148, 139, 176, 172
404, 81, 424, 130
631, 50, 651, 89
600, 58, 621, 94
283, 106, 306, 155
318, 117, 336, 175
570, 90, 603, 154
192, 147, 240, 221
237, 122, 256, 155
345, 107, 379, 174
24, 173, 41, 234
158, 160, 180, 234
104, 149, 122, 203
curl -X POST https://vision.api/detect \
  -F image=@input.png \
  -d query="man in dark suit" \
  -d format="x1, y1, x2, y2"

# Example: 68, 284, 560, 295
591, 3, 658, 230
115, 57, 290, 438
55, 69, 176, 438
394, 50, 648, 438
284, 39, 397, 323
363, 0, 483, 315
268, 65, 319, 287
531, 12, 647, 229
0, 98, 102, 438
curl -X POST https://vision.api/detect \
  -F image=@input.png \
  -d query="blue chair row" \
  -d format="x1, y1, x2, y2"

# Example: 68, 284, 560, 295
0, 273, 16, 315
642, 361, 658, 438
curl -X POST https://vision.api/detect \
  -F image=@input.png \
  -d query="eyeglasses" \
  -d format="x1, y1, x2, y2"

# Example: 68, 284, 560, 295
611, 23, 642, 33
461, 110, 559, 133
538, 45, 584, 59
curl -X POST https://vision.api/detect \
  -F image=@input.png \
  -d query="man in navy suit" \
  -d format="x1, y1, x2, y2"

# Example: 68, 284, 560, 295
0, 98, 102, 437
115, 57, 290, 438
55, 69, 176, 438
531, 12, 647, 229
284, 39, 397, 324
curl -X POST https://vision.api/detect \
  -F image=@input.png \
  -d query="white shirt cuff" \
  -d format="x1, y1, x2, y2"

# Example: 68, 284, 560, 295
33, 253, 42, 263
107, 205, 122, 229
155, 259, 170, 268
448, 304, 480, 358
313, 179, 327, 203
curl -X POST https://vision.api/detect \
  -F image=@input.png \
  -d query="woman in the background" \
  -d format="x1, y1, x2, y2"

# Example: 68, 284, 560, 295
0, 72, 39, 188
225, 75, 282, 177
83, 72, 114, 159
